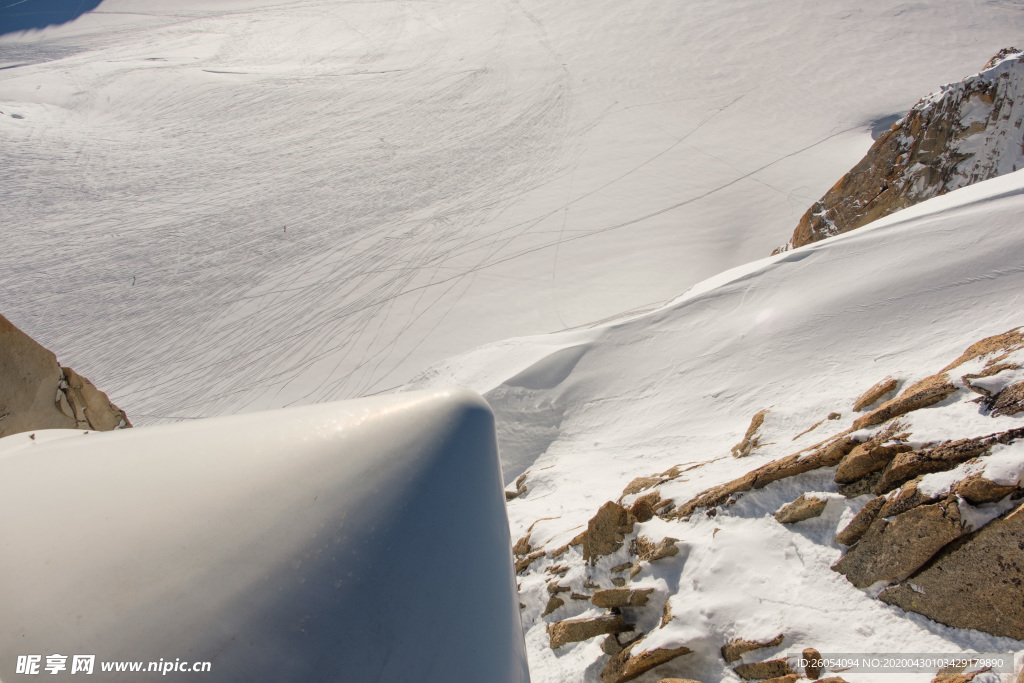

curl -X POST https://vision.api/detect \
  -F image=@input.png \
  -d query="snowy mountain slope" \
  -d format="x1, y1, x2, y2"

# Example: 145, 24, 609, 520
4, 1, 1024, 421
405, 170, 1024, 681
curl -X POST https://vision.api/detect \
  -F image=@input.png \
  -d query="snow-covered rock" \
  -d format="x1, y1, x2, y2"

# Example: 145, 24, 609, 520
786, 49, 1024, 250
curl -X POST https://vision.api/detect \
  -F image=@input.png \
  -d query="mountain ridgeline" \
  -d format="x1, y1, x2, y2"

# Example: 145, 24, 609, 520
780, 48, 1024, 251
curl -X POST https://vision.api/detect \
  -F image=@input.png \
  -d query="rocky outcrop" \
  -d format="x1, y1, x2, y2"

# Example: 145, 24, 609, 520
549, 615, 631, 649
721, 634, 785, 663
832, 497, 967, 587
582, 502, 637, 563
879, 501, 1024, 639
591, 588, 654, 608
0, 313, 130, 438
733, 658, 795, 681
852, 377, 898, 411
601, 642, 692, 683
781, 49, 1024, 251
774, 494, 828, 524
732, 409, 769, 458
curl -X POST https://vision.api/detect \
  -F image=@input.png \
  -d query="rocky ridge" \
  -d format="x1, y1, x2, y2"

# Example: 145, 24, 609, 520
0, 313, 130, 438
780, 49, 1024, 251
510, 327, 1024, 682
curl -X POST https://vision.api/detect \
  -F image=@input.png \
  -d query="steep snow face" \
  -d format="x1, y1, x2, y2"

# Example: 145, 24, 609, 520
0, 389, 529, 683
789, 49, 1024, 249
4, 1, 1024, 420
406, 171, 1024, 681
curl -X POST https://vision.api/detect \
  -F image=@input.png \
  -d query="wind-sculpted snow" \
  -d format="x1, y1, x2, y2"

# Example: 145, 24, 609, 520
407, 172, 1024, 682
4, 0, 1024, 421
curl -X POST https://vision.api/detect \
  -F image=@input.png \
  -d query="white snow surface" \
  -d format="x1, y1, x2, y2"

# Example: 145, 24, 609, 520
407, 171, 1024, 681
4, 0, 1024, 420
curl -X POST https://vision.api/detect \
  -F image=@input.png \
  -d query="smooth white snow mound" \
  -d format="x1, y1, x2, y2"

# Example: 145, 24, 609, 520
0, 389, 528, 683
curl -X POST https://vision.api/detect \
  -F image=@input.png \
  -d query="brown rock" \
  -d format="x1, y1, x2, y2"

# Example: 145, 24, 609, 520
633, 536, 679, 563
802, 647, 822, 679
515, 550, 544, 573
879, 501, 1024, 639
836, 472, 881, 498
512, 533, 532, 557
783, 55, 1024, 250
732, 409, 770, 458
991, 381, 1024, 416
733, 658, 794, 681
760, 676, 799, 683
721, 634, 785, 663
591, 588, 654, 608
942, 327, 1024, 372
549, 614, 631, 649
629, 490, 661, 522
876, 428, 1024, 493
877, 477, 935, 518
852, 374, 957, 432
953, 473, 1018, 504
834, 442, 912, 484
835, 496, 885, 546
832, 498, 966, 587
541, 595, 564, 616
672, 436, 859, 518
601, 641, 692, 683
0, 314, 129, 437
774, 494, 828, 524
853, 377, 899, 412
583, 502, 636, 563
611, 561, 633, 573
622, 476, 664, 496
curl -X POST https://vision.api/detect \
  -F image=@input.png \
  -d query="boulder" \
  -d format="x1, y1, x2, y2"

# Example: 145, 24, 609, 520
583, 502, 636, 563
733, 658, 794, 681
832, 498, 966, 588
853, 377, 898, 411
774, 494, 828, 524
629, 490, 662, 522
592, 588, 654, 608
834, 442, 912, 484
952, 473, 1018, 504
879, 502, 1024, 639
549, 615, 631, 649
721, 634, 785, 663
802, 647, 822, 679
852, 373, 957, 432
835, 496, 885, 546
991, 381, 1024, 416
601, 642, 692, 683
541, 595, 564, 616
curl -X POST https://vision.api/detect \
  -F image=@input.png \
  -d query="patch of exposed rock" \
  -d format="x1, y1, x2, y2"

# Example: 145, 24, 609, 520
774, 494, 828, 524
581, 501, 637, 564
721, 634, 784, 663
549, 615, 631, 649
733, 658, 795, 681
0, 313, 130, 437
781, 50, 1024, 250
732, 409, 769, 458
832, 496, 967, 587
601, 641, 691, 683
879, 501, 1024, 639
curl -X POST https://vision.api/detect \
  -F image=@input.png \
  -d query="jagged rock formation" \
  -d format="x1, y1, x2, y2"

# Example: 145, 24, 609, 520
780, 49, 1024, 251
0, 313, 130, 438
